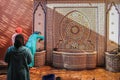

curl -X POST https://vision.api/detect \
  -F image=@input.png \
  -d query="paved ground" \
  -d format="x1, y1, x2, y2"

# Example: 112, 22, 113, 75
0, 60, 120, 80
0, 60, 7, 75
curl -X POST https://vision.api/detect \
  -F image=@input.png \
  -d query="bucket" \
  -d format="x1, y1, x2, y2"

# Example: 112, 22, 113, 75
42, 74, 55, 80
34, 50, 46, 67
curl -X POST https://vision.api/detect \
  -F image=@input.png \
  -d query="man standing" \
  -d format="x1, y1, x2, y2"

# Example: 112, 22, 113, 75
12, 27, 23, 45
26, 31, 44, 67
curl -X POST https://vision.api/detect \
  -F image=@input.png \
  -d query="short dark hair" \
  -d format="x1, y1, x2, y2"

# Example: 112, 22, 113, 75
14, 34, 24, 49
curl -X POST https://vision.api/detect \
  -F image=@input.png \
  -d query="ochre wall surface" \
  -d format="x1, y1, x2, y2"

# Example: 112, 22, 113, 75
0, 0, 33, 60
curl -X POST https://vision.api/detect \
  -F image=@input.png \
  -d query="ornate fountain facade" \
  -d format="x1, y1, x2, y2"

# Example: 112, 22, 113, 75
33, 0, 107, 68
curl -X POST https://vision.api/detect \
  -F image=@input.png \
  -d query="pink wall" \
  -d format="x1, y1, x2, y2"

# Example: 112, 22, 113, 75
0, 0, 33, 60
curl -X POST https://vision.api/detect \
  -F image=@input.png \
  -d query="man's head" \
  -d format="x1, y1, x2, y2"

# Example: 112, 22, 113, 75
15, 27, 22, 33
14, 34, 24, 49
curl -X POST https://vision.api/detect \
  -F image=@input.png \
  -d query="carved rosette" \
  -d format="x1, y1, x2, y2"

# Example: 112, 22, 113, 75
59, 10, 94, 51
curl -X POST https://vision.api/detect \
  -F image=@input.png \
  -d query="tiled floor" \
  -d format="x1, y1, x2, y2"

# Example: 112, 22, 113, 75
0, 66, 120, 80
0, 60, 7, 75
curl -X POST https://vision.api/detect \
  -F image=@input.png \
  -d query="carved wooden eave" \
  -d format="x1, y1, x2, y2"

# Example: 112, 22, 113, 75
34, 0, 120, 3
46, 0, 105, 3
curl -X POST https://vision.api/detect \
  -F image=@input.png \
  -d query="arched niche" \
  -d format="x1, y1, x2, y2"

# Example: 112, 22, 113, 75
33, 1, 46, 50
106, 2, 120, 51
33, 2, 45, 36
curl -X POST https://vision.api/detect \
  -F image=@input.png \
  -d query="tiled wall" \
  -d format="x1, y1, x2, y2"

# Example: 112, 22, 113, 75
46, 3, 106, 66
34, 0, 120, 66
